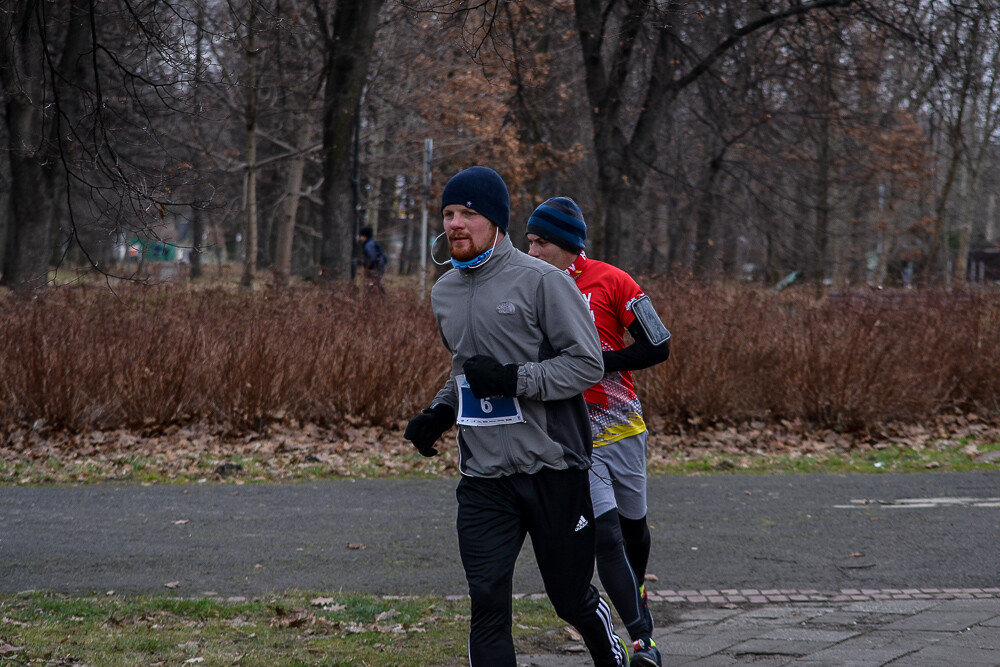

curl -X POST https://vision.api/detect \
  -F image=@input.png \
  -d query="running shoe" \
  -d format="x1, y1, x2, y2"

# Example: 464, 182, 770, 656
630, 637, 662, 667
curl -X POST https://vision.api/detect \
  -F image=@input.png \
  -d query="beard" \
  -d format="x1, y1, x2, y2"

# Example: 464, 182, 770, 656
448, 231, 494, 262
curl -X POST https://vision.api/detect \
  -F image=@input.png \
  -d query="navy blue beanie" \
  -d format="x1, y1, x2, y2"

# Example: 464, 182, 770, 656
441, 166, 510, 233
526, 197, 586, 252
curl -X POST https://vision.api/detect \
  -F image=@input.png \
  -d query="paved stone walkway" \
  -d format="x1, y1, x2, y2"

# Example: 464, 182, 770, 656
502, 587, 1000, 606
518, 596, 1000, 666
645, 586, 1000, 605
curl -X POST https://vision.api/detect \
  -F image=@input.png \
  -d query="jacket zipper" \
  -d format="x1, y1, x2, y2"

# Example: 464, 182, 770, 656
466, 270, 517, 473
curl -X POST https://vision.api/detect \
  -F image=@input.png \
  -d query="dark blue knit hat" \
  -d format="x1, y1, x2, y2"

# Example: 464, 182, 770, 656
441, 166, 510, 233
526, 197, 586, 252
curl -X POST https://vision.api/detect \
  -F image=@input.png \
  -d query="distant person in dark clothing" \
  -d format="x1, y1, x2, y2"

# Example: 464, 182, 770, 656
358, 226, 387, 295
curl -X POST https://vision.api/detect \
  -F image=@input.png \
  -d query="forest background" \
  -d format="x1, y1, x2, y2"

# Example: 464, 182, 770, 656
2, 1, 1000, 478
3, 0, 1000, 288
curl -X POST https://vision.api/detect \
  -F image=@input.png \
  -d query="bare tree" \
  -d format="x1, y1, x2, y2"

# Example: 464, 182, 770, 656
4, 0, 999, 293
572, 0, 860, 270
313, 0, 385, 282
239, 0, 262, 288
1, 1, 216, 289
1, 1, 90, 289
922, 4, 1000, 286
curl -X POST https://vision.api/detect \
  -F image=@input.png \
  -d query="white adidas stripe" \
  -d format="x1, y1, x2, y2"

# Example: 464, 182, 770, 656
596, 597, 628, 664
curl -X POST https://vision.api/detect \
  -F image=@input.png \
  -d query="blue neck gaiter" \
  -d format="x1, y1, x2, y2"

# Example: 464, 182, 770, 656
451, 228, 499, 270
451, 247, 494, 270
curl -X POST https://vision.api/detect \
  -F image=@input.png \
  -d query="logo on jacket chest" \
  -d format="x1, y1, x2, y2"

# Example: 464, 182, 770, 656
496, 301, 516, 315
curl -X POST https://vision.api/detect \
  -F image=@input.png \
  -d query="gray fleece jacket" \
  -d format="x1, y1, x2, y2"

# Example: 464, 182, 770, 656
430, 235, 604, 478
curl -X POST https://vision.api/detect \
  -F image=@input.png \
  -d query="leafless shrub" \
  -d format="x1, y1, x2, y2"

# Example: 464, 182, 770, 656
637, 282, 1000, 432
0, 285, 448, 433
1, 282, 998, 436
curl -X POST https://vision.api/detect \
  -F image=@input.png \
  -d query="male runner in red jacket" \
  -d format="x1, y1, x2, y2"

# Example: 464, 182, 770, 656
526, 197, 671, 667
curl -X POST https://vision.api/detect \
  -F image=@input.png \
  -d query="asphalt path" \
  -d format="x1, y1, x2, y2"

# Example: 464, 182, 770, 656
2, 472, 998, 597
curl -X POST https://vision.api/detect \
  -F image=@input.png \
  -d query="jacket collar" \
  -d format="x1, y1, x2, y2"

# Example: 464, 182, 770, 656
565, 250, 588, 279
457, 234, 514, 282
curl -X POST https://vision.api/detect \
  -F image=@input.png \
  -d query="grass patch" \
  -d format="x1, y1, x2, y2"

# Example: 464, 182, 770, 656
0, 591, 565, 666
651, 441, 1000, 475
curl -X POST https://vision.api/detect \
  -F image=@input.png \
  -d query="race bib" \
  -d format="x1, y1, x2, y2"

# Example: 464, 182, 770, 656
455, 374, 525, 426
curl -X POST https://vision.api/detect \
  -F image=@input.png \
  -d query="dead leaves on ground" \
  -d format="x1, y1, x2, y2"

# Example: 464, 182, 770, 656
0, 643, 24, 656
2, 413, 1000, 484
0, 421, 460, 483
273, 601, 428, 636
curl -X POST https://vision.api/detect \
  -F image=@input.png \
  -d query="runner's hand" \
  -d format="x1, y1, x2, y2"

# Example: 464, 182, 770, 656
463, 355, 519, 398
404, 404, 455, 457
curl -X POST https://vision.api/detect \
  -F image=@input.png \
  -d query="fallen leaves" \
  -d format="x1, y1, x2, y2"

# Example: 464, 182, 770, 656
310, 597, 345, 610
0, 421, 460, 484
268, 604, 426, 636
3, 413, 999, 485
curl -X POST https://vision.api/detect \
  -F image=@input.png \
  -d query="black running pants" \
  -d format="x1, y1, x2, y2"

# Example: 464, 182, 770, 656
456, 467, 624, 667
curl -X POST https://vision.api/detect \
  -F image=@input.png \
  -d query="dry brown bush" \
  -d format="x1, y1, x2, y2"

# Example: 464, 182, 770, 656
1, 281, 998, 437
637, 282, 1000, 432
0, 284, 448, 433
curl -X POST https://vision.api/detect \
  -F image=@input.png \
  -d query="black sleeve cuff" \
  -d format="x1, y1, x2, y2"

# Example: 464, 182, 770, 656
502, 364, 520, 397
602, 321, 671, 373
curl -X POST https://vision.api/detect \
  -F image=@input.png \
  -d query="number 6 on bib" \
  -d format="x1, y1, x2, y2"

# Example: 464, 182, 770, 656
456, 374, 525, 426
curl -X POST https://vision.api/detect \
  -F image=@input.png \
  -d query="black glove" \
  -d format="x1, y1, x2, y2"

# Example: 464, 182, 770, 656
463, 355, 519, 398
404, 404, 455, 457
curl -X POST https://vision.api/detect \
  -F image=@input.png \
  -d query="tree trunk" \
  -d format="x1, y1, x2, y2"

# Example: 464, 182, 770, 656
954, 163, 972, 286
925, 53, 972, 286
573, 0, 650, 264
190, 206, 204, 279
374, 173, 395, 271
364, 103, 386, 243
274, 124, 312, 287
317, 0, 385, 282
792, 187, 808, 276
814, 113, 831, 286
3, 103, 55, 291
0, 4, 55, 291
189, 4, 206, 281
987, 194, 998, 244
240, 0, 261, 290
573, 0, 857, 272
400, 182, 416, 276
693, 157, 723, 278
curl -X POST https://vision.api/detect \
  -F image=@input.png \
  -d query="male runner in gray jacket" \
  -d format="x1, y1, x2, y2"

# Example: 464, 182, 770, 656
405, 166, 629, 667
